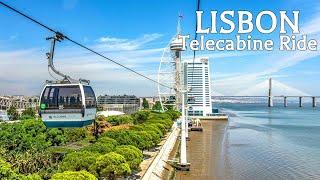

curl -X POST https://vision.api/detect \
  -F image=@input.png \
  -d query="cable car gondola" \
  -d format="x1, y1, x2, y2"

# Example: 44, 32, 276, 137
39, 83, 96, 128
39, 33, 97, 128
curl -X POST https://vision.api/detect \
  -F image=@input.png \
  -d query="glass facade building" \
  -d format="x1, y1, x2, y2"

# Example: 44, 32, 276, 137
184, 57, 212, 116
97, 95, 140, 114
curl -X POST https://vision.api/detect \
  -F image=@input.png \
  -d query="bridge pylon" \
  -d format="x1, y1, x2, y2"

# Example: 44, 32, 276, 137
268, 78, 273, 107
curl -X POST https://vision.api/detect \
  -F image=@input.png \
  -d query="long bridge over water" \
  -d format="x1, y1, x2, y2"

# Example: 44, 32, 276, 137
213, 95, 319, 107
213, 78, 319, 108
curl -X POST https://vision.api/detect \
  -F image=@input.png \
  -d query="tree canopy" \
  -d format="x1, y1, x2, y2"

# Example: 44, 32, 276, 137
21, 108, 36, 119
152, 101, 162, 111
142, 98, 149, 109
95, 152, 131, 179
131, 110, 150, 124
0, 109, 180, 179
106, 115, 133, 126
7, 106, 19, 120
114, 145, 143, 170
51, 171, 97, 180
59, 151, 100, 173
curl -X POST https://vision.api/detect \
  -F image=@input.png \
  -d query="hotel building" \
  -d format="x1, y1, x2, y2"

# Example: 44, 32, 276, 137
183, 57, 212, 116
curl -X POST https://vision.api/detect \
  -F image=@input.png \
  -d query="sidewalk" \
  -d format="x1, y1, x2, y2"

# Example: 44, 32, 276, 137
140, 122, 180, 180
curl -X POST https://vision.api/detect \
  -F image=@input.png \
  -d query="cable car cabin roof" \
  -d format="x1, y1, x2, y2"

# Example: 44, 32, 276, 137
43, 83, 88, 86
39, 83, 97, 128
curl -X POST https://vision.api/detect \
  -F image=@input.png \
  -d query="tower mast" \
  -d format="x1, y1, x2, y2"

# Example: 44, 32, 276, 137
170, 14, 190, 170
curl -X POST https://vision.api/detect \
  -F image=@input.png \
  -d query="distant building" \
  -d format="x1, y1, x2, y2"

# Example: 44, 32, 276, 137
0, 110, 9, 121
0, 95, 39, 110
97, 95, 140, 114
183, 57, 212, 116
139, 96, 167, 109
96, 110, 125, 117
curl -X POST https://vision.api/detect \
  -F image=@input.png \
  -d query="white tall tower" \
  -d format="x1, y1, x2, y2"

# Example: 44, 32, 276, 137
157, 15, 190, 170
184, 57, 212, 116
170, 15, 190, 170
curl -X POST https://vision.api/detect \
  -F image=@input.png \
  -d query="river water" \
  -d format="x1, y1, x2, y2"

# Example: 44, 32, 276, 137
176, 102, 320, 180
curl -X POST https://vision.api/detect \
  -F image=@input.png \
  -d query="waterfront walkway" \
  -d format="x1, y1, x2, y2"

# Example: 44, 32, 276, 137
176, 120, 228, 180
141, 122, 179, 180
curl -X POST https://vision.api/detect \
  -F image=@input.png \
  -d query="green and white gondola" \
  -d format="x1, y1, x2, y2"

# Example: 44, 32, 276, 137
39, 83, 96, 128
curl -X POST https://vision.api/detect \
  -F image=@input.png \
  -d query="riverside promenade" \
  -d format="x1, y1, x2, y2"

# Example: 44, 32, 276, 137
140, 122, 180, 180
176, 120, 228, 180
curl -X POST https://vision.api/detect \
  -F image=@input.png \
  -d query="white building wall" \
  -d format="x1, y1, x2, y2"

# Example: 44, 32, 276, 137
184, 57, 212, 116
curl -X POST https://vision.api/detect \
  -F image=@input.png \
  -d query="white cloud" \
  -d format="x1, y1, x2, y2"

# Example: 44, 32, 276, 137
184, 51, 257, 60
213, 49, 320, 95
301, 13, 320, 35
99, 37, 128, 43
0, 33, 164, 96
212, 10, 320, 96
95, 33, 163, 51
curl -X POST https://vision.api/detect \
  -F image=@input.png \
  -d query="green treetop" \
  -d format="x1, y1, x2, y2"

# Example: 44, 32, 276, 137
142, 98, 149, 109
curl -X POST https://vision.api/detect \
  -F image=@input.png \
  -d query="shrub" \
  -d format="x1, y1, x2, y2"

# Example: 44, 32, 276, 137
114, 145, 143, 170
152, 101, 162, 111
149, 111, 171, 120
0, 120, 51, 152
21, 108, 36, 119
142, 98, 149, 109
101, 130, 136, 147
103, 130, 153, 151
0, 159, 19, 179
133, 131, 153, 150
147, 119, 173, 130
21, 173, 42, 180
145, 130, 161, 145
0, 119, 90, 153
130, 124, 161, 133
106, 115, 133, 126
47, 146, 76, 158
95, 152, 131, 179
6, 150, 57, 175
96, 137, 118, 147
59, 151, 100, 174
46, 129, 67, 146
51, 170, 97, 180
131, 111, 150, 124
144, 123, 165, 136
20, 115, 35, 121
0, 159, 43, 180
64, 128, 88, 143
166, 110, 181, 120
81, 143, 115, 154
7, 106, 19, 120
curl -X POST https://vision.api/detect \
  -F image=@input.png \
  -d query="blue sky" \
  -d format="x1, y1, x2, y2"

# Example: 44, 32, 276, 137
0, 0, 319, 96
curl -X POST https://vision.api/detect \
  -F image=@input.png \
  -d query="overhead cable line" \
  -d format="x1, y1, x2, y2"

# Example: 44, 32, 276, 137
190, 0, 201, 85
0, 1, 172, 89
